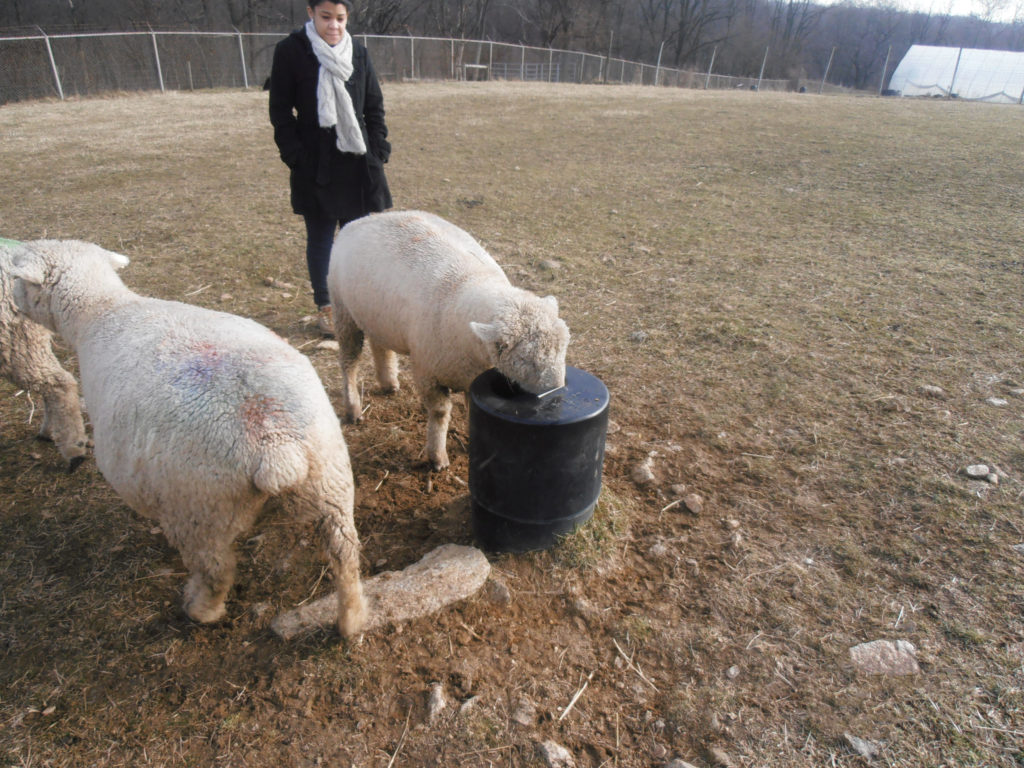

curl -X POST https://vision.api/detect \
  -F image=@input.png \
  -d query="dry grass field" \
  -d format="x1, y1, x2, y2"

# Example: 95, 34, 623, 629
1, 82, 1023, 767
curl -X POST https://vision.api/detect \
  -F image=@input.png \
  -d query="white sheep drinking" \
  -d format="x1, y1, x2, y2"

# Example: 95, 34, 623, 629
328, 210, 570, 470
10, 240, 366, 637
0, 239, 88, 471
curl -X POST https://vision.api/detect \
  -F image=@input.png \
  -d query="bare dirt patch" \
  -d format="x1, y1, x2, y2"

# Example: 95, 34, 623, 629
1, 83, 1023, 767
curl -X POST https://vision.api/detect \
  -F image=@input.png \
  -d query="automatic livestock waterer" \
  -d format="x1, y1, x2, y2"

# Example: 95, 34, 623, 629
468, 366, 609, 552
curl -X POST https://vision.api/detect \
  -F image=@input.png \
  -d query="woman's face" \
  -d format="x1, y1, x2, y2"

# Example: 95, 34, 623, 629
308, 2, 348, 46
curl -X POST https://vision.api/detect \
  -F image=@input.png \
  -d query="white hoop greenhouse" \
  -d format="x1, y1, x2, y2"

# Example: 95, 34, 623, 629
888, 44, 1024, 104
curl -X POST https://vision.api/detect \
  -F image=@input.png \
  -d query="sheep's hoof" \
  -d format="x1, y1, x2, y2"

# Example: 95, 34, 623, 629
337, 598, 368, 639
185, 600, 227, 624
66, 455, 86, 474
183, 581, 228, 624
34, 433, 54, 444
429, 459, 450, 473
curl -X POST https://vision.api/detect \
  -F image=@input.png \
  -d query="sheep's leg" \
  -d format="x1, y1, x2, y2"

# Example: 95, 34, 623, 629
5, 335, 88, 470
369, 341, 399, 393
334, 302, 365, 423
297, 457, 366, 638
316, 502, 366, 638
421, 384, 453, 471
37, 373, 89, 471
172, 507, 252, 624
181, 548, 235, 624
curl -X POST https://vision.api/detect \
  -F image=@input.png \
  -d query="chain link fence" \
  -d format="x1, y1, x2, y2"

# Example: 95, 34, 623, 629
0, 29, 849, 105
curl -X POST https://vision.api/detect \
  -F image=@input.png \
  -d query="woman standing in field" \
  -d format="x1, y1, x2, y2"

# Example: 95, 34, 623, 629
269, 0, 392, 335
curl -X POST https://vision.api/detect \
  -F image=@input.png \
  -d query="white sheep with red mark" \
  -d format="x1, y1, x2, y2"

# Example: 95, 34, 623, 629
328, 210, 570, 470
10, 240, 365, 637
0, 240, 88, 471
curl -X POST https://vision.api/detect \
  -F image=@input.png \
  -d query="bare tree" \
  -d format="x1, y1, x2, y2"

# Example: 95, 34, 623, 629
824, 1, 903, 88
504, 0, 590, 47
359, 0, 426, 34
767, 0, 821, 75
423, 0, 493, 38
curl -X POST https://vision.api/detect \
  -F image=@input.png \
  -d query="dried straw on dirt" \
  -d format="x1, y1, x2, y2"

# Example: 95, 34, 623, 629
1, 83, 1022, 767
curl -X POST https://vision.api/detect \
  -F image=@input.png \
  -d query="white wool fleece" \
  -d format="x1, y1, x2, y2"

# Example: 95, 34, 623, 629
327, 210, 570, 470
10, 240, 366, 636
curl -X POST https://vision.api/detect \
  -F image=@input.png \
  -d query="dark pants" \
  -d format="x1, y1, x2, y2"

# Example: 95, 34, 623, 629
303, 213, 351, 309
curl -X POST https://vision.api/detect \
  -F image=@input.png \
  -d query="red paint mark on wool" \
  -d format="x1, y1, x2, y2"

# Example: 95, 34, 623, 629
191, 341, 222, 362
240, 394, 289, 438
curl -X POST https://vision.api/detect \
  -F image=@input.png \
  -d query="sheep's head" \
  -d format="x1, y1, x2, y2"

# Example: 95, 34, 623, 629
11, 240, 129, 333
471, 294, 570, 395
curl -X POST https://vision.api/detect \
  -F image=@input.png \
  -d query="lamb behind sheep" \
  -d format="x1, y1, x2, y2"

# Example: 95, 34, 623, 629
0, 239, 88, 471
11, 240, 365, 637
328, 210, 570, 470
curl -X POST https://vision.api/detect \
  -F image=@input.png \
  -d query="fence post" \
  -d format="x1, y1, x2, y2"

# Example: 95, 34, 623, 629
948, 46, 963, 98
150, 29, 165, 92
37, 27, 65, 100
756, 46, 769, 91
521, 45, 525, 80
877, 45, 891, 95
704, 46, 717, 89
410, 36, 415, 79
235, 30, 249, 89
451, 38, 455, 80
655, 41, 664, 86
548, 47, 553, 82
819, 46, 836, 94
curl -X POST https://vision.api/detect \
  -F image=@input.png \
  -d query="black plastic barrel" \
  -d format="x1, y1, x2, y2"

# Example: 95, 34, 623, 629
468, 366, 610, 552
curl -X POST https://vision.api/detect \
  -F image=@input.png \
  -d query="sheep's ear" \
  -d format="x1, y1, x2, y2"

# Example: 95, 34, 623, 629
107, 251, 130, 271
470, 321, 501, 345
9, 252, 44, 285
542, 295, 559, 314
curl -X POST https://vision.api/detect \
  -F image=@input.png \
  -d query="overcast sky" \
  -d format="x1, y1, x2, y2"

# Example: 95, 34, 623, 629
831, 0, 1022, 21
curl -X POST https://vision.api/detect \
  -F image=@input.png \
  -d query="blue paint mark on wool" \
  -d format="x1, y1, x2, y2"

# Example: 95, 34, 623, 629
161, 340, 315, 438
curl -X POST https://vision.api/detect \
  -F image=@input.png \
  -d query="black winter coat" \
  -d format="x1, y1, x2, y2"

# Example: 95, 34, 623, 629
269, 30, 392, 221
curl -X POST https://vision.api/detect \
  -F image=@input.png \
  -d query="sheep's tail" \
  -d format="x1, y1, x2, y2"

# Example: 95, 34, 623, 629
251, 441, 309, 495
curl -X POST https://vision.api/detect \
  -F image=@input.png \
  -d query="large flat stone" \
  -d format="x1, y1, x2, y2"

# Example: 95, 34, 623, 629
849, 639, 920, 676
271, 544, 491, 640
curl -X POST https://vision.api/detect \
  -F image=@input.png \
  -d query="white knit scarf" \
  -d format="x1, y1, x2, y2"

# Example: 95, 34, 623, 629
305, 20, 366, 155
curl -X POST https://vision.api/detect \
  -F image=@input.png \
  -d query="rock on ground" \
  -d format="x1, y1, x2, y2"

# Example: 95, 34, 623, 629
632, 454, 657, 485
512, 696, 537, 727
427, 682, 447, 724
844, 733, 880, 760
849, 639, 920, 676
271, 544, 491, 639
537, 740, 575, 768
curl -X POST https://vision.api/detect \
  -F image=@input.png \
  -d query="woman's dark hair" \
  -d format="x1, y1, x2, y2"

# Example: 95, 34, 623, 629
308, 0, 352, 9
